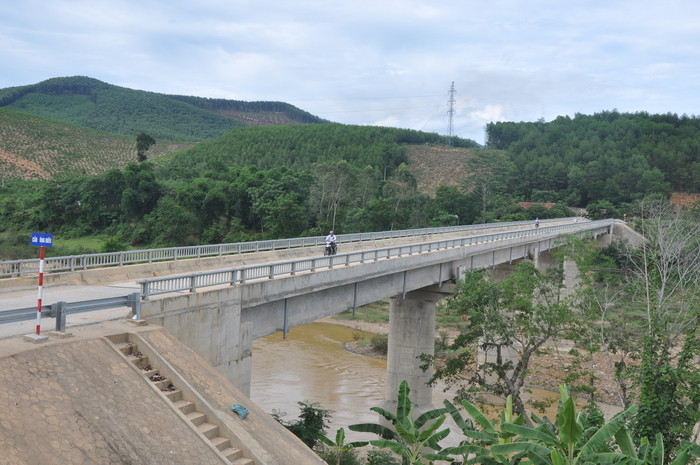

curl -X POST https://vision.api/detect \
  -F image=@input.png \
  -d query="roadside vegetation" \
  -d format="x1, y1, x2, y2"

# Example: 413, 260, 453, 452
277, 381, 699, 464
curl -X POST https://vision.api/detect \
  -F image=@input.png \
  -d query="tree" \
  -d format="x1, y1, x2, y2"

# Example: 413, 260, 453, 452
616, 198, 700, 454
560, 236, 635, 408
272, 401, 333, 449
422, 261, 573, 421
462, 149, 513, 223
434, 184, 480, 226
441, 394, 528, 464
382, 163, 417, 230
311, 161, 356, 231
490, 386, 640, 465
444, 385, 699, 465
136, 132, 156, 162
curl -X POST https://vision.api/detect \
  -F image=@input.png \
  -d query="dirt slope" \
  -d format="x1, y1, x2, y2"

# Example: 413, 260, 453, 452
405, 144, 475, 196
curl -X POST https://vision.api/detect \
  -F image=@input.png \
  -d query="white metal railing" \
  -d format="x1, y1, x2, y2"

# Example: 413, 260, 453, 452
0, 219, 567, 279
138, 219, 614, 300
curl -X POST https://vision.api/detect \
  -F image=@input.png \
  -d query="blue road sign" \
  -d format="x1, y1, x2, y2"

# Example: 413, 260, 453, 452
30, 233, 53, 247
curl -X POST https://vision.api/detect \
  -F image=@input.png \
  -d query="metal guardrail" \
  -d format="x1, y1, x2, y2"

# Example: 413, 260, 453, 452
0, 219, 566, 279
0, 293, 141, 332
138, 219, 615, 300
0, 305, 52, 325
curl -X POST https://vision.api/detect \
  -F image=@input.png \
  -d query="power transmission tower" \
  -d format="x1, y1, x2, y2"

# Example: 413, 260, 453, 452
446, 81, 456, 147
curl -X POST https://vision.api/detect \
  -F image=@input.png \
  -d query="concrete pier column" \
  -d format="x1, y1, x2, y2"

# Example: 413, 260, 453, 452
384, 289, 439, 415
561, 259, 580, 299
238, 322, 253, 396
532, 245, 540, 269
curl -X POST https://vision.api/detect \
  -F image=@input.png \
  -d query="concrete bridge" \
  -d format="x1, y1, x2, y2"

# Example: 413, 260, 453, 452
0, 219, 620, 415
129, 218, 616, 412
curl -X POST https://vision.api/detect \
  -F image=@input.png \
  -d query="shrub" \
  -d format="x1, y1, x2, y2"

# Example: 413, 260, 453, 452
272, 401, 333, 449
314, 444, 363, 465
369, 334, 388, 355
365, 448, 400, 465
101, 236, 127, 253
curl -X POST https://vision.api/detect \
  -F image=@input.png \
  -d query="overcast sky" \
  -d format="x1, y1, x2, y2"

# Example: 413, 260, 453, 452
2, 0, 700, 144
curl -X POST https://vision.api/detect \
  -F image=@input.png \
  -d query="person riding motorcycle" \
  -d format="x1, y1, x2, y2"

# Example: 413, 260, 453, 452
325, 230, 337, 255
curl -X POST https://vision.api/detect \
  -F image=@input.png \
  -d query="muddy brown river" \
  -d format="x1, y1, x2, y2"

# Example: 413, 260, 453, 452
251, 322, 386, 441
250, 321, 620, 445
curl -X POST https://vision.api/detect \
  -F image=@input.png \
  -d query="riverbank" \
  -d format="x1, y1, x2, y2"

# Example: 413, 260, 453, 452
318, 313, 625, 418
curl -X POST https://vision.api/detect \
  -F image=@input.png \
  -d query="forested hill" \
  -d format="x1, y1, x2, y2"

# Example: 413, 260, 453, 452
0, 76, 326, 141
486, 111, 700, 206
159, 123, 475, 179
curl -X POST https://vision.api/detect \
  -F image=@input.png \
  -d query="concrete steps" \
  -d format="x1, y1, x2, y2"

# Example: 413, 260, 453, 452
114, 340, 254, 465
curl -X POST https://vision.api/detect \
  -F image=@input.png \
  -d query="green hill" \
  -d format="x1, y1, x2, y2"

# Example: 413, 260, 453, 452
0, 76, 326, 141
0, 107, 194, 180
159, 123, 467, 179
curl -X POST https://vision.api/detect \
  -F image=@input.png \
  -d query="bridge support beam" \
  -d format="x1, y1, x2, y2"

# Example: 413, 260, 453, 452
384, 289, 442, 416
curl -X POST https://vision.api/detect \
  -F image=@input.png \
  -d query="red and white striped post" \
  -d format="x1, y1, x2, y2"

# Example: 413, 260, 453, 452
36, 245, 45, 335
30, 232, 52, 339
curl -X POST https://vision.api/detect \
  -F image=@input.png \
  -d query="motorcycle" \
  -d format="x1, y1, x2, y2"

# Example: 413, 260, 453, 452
324, 241, 337, 256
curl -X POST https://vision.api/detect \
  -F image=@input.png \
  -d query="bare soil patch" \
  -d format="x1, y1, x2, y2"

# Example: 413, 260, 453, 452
404, 144, 476, 196
0, 149, 51, 180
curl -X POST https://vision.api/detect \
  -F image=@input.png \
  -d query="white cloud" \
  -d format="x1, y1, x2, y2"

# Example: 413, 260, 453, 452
2, 0, 700, 143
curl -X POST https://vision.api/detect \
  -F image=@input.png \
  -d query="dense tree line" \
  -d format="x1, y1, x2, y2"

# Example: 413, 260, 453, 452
486, 111, 700, 209
167, 95, 326, 124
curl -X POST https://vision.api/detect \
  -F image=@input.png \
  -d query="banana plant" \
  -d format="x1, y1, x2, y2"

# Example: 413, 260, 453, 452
318, 427, 368, 465
441, 395, 529, 464
349, 380, 453, 464
488, 384, 640, 465
600, 433, 700, 465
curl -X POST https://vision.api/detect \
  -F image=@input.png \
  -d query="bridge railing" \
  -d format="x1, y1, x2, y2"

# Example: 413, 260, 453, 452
0, 219, 612, 332
138, 219, 615, 300
0, 219, 567, 278
0, 293, 142, 332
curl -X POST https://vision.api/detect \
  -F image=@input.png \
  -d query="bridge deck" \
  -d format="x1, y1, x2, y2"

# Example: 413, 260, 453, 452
0, 219, 597, 339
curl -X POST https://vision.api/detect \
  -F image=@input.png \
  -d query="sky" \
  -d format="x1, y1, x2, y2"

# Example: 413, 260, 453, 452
2, 0, 700, 144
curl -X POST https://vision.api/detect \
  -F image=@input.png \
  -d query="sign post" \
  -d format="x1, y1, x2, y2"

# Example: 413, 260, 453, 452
30, 233, 53, 335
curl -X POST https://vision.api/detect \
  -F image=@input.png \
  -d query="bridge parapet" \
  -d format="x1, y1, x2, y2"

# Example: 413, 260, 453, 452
0, 218, 572, 281
138, 219, 615, 300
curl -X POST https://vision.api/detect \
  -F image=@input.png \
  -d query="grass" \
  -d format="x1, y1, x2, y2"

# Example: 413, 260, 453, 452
0, 231, 119, 260
332, 298, 465, 331
51, 236, 105, 256
332, 300, 390, 324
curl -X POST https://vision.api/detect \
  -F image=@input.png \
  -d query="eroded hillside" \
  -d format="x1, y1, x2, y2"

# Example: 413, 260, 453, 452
405, 144, 476, 196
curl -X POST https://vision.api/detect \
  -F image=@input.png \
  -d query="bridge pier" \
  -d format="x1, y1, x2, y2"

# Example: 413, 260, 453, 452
383, 289, 443, 416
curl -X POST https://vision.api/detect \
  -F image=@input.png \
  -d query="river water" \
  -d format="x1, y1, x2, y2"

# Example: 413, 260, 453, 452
250, 322, 387, 441
250, 321, 620, 446
250, 321, 523, 446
